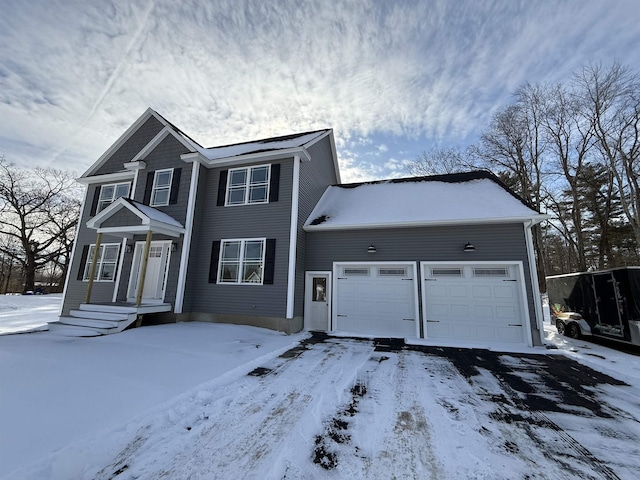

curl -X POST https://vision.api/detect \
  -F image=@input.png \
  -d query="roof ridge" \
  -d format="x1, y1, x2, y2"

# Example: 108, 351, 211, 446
202, 129, 330, 151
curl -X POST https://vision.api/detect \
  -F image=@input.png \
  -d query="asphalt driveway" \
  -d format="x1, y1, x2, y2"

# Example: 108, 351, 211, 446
13, 333, 640, 480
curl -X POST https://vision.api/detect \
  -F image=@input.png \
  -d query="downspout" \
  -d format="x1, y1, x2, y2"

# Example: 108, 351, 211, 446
286, 156, 301, 319
174, 160, 200, 314
525, 220, 545, 343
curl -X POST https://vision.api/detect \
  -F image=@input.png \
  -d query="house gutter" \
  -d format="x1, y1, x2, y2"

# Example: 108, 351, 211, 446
286, 155, 301, 319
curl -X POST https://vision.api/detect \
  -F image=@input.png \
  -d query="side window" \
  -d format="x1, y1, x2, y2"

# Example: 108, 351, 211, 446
82, 244, 120, 281
151, 169, 173, 207
225, 165, 270, 206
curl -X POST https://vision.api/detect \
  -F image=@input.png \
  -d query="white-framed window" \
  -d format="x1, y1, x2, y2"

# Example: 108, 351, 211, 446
83, 244, 120, 281
98, 182, 131, 213
151, 168, 173, 207
226, 165, 270, 206
218, 238, 266, 284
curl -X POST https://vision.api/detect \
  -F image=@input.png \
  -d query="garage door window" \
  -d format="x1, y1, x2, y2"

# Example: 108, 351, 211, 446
343, 268, 369, 276
473, 268, 509, 278
379, 268, 407, 276
431, 268, 463, 277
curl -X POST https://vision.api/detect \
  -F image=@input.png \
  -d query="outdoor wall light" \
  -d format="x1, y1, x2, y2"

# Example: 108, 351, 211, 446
171, 242, 179, 252
125, 244, 133, 254
464, 242, 476, 252
367, 244, 377, 254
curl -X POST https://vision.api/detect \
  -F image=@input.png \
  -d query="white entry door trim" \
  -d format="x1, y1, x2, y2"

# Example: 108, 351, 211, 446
304, 271, 332, 331
420, 261, 533, 347
333, 261, 420, 338
127, 240, 172, 303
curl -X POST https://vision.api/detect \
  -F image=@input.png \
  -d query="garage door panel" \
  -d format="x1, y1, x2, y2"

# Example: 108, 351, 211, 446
422, 263, 526, 345
336, 264, 416, 337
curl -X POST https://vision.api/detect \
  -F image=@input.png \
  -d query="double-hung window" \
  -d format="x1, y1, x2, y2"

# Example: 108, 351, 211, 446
97, 182, 130, 213
226, 165, 270, 205
82, 244, 120, 281
218, 239, 265, 284
151, 169, 173, 207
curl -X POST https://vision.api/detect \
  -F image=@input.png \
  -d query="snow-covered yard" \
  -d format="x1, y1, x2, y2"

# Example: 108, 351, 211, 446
2, 296, 640, 479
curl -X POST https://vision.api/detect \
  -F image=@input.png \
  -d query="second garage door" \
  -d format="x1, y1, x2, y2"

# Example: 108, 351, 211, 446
421, 263, 529, 344
334, 263, 418, 337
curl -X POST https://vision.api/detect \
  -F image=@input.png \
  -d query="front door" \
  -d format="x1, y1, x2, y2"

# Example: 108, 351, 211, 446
127, 240, 172, 303
304, 272, 331, 331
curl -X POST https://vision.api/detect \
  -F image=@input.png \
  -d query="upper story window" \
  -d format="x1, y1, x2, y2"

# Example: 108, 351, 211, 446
151, 168, 174, 207
226, 165, 270, 206
218, 238, 265, 284
97, 182, 130, 213
82, 244, 120, 282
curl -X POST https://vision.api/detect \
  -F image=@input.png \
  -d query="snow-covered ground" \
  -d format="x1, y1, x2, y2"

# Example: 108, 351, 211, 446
2, 296, 640, 479
0, 293, 60, 334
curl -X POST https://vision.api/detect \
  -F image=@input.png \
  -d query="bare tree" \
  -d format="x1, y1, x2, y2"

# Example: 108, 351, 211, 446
0, 158, 81, 292
407, 147, 477, 176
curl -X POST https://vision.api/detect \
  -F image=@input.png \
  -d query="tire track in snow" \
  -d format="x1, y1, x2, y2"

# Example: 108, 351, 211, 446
94, 338, 374, 480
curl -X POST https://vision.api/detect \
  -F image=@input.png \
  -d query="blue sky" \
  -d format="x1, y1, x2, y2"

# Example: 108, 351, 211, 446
1, 0, 640, 182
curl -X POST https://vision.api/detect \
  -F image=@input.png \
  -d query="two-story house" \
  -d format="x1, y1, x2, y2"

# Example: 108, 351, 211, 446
54, 108, 547, 347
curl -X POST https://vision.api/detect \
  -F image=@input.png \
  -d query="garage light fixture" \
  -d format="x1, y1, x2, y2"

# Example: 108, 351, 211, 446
464, 242, 475, 252
367, 245, 377, 254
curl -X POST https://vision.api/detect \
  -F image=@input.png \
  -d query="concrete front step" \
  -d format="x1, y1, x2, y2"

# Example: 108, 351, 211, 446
48, 322, 103, 337
58, 317, 120, 329
79, 303, 172, 314
69, 309, 130, 322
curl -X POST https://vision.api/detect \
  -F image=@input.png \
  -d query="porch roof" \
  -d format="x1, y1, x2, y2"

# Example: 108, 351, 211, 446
86, 198, 185, 238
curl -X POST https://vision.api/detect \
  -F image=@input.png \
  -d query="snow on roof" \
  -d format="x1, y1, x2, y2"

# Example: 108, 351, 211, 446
199, 130, 328, 161
127, 200, 184, 228
304, 171, 544, 230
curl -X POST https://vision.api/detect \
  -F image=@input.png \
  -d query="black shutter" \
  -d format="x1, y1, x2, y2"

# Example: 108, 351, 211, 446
269, 164, 280, 203
169, 168, 182, 204
90, 186, 101, 216
208, 241, 221, 283
217, 170, 228, 206
264, 239, 276, 284
143, 171, 154, 205
77, 245, 89, 281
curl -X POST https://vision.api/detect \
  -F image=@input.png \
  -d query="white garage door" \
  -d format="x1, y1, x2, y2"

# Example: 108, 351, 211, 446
335, 263, 418, 337
421, 263, 528, 344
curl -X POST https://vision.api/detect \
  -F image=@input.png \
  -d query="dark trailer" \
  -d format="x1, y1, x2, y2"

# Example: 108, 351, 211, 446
547, 267, 640, 346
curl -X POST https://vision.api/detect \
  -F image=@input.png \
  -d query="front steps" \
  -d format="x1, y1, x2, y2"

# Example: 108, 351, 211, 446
48, 303, 171, 337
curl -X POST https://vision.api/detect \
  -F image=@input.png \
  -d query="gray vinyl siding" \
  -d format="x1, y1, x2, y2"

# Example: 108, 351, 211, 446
62, 133, 192, 314
186, 160, 294, 318
101, 209, 143, 227
93, 117, 164, 176
305, 222, 541, 344
294, 136, 338, 316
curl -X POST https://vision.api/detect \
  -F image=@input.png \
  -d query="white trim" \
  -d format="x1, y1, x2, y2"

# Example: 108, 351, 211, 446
524, 220, 545, 342
96, 181, 132, 213
332, 261, 420, 338
113, 238, 128, 302
95, 225, 183, 238
419, 260, 534, 347
123, 161, 146, 171
76, 171, 134, 185
217, 238, 267, 285
304, 215, 549, 231
59, 184, 89, 315
175, 161, 200, 313
82, 243, 122, 282
201, 147, 311, 168
304, 271, 332, 331
286, 156, 301, 318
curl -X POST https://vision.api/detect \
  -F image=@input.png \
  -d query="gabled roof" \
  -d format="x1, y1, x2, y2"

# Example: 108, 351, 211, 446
86, 197, 185, 238
197, 130, 330, 161
304, 170, 547, 231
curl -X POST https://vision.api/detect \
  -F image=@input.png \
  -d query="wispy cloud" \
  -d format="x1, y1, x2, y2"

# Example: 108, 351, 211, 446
1, 0, 639, 178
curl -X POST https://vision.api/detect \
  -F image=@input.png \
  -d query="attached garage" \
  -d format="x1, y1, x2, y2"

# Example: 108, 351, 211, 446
333, 262, 419, 337
421, 262, 531, 345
